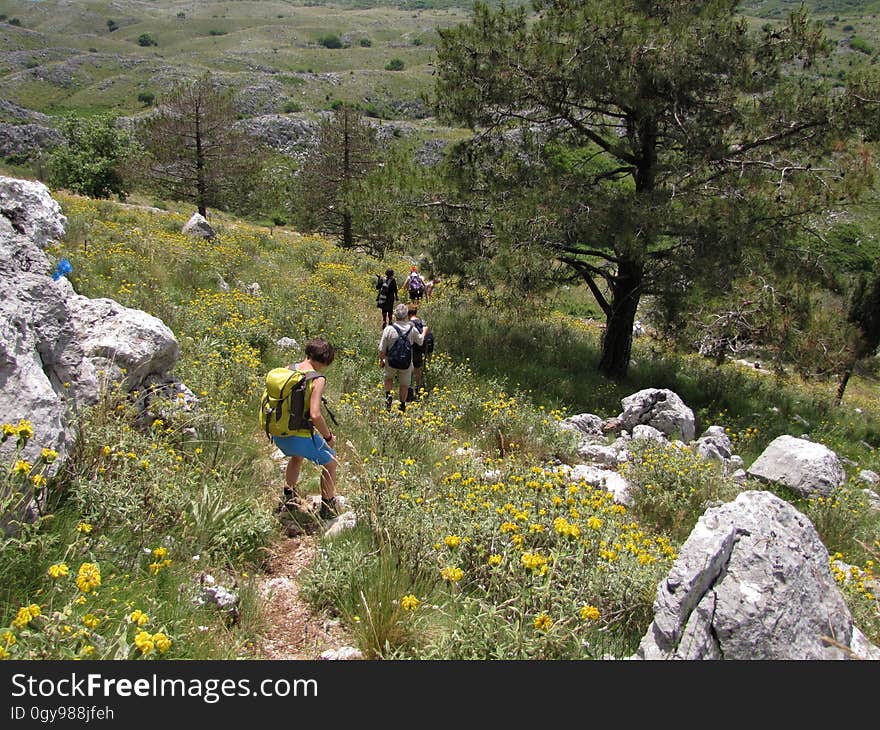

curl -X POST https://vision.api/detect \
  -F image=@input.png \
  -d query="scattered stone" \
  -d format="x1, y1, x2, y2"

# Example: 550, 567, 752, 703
568, 464, 633, 507
276, 337, 299, 351
576, 443, 619, 468
197, 573, 240, 624
323, 511, 357, 538
862, 489, 880, 511
746, 435, 845, 497
181, 213, 215, 239
560, 413, 605, 439
631, 424, 666, 442
320, 646, 364, 660
618, 388, 696, 442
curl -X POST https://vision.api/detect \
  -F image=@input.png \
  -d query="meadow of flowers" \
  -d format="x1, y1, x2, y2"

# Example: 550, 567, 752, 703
1, 192, 878, 660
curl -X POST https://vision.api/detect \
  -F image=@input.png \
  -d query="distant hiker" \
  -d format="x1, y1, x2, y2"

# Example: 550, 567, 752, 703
270, 338, 340, 520
425, 276, 438, 300
376, 268, 398, 329
379, 303, 429, 412
403, 265, 426, 302
407, 303, 430, 402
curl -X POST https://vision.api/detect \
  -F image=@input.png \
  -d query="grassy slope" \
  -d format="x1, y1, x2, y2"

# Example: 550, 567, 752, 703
0, 1, 467, 119
0, 187, 873, 659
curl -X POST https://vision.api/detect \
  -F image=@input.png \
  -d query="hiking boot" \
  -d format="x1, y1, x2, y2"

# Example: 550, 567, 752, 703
406, 386, 415, 403
319, 497, 338, 520
385, 391, 393, 410
277, 487, 298, 513
398, 401, 406, 413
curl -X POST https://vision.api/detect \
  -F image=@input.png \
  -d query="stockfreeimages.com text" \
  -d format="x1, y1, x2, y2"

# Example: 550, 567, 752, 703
10, 673, 317, 705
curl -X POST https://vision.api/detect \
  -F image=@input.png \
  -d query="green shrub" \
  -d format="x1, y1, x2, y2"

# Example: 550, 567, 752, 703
137, 33, 157, 47
622, 440, 741, 542
850, 37, 874, 55
385, 58, 405, 71
318, 34, 343, 49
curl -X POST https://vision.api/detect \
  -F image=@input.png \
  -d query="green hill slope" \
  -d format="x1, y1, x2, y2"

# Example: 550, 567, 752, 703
1, 188, 878, 659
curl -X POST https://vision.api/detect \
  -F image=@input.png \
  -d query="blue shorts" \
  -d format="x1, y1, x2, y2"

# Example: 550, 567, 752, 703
272, 432, 335, 465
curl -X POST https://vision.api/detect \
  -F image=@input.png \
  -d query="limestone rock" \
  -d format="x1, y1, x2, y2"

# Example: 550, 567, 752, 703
746, 435, 845, 497
182, 213, 215, 239
618, 388, 696, 442
635, 491, 876, 660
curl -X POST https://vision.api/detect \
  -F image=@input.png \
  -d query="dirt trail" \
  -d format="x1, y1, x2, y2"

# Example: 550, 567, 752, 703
256, 533, 354, 659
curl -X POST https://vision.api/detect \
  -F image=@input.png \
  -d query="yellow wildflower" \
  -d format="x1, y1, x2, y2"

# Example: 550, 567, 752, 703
440, 566, 464, 582
48, 563, 69, 579
400, 595, 420, 611
444, 535, 461, 548
134, 630, 154, 655
580, 605, 601, 622
11, 607, 33, 629
82, 614, 100, 630
76, 562, 101, 593
129, 610, 149, 626
153, 632, 171, 654
487, 554, 502, 567
533, 613, 553, 632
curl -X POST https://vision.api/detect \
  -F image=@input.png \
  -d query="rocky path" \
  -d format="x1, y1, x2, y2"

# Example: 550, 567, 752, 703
256, 533, 354, 660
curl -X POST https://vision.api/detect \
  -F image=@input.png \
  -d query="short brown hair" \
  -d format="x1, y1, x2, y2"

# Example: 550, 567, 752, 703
305, 338, 335, 365
407, 304, 418, 316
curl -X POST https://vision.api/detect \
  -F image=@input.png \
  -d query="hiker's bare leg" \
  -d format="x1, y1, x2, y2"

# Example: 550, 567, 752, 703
398, 381, 408, 405
320, 461, 336, 500
285, 456, 304, 492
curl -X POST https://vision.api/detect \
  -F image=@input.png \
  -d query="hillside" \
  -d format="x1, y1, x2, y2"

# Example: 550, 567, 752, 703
2, 0, 880, 664
0, 0, 468, 122
1, 180, 879, 661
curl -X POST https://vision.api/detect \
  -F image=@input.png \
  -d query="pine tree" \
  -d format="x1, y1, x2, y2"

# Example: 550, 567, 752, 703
435, 1, 880, 377
295, 105, 379, 249
133, 73, 264, 218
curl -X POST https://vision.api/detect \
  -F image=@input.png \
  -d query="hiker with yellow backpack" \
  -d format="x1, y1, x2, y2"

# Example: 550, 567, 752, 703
259, 338, 339, 520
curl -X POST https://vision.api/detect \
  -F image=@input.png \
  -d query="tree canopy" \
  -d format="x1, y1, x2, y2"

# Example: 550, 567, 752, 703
46, 114, 134, 200
434, 0, 880, 377
295, 105, 380, 249
133, 74, 265, 217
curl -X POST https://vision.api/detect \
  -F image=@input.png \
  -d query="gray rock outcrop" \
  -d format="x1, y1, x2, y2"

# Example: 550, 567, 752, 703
746, 435, 846, 497
0, 176, 189, 525
635, 490, 878, 660
0, 122, 62, 161
619, 388, 696, 442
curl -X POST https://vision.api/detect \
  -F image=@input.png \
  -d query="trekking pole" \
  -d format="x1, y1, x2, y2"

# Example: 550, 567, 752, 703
322, 397, 339, 426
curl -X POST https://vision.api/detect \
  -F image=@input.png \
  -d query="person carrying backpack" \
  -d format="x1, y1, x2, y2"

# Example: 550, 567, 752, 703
403, 265, 426, 302
376, 268, 398, 329
268, 338, 340, 520
406, 303, 431, 402
379, 303, 429, 412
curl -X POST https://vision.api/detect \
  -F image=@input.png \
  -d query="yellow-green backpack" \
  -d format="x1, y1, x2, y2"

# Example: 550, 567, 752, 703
259, 367, 323, 439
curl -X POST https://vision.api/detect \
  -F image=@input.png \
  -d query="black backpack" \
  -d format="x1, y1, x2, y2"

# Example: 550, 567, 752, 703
411, 318, 434, 355
376, 275, 393, 306
387, 323, 414, 369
